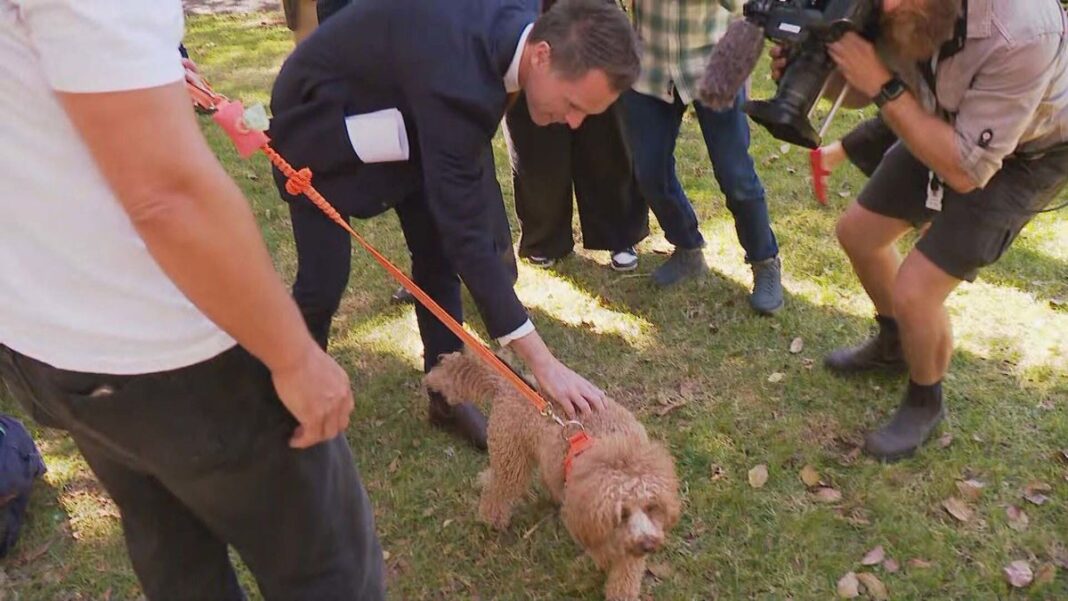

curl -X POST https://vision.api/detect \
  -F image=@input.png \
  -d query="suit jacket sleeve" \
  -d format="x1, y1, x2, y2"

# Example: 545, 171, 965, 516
408, 89, 529, 339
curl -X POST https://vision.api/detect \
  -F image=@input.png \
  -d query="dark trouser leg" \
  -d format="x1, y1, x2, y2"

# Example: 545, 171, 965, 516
288, 199, 352, 350
1, 346, 384, 601
693, 89, 778, 264
504, 93, 576, 260
571, 99, 649, 252
841, 116, 898, 178
621, 90, 703, 250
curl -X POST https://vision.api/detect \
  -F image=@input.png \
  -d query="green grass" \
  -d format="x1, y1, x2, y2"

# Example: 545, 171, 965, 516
3, 11, 1066, 601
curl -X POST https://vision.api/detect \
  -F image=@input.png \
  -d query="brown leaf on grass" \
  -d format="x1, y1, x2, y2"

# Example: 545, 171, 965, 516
937, 433, 954, 448
388, 458, 400, 474
813, 487, 843, 503
646, 562, 674, 580
1006, 505, 1030, 532
882, 558, 900, 573
789, 337, 804, 354
710, 464, 727, 481
955, 479, 985, 501
768, 372, 785, 383
1004, 560, 1033, 588
800, 464, 821, 487
1034, 563, 1057, 587
907, 558, 933, 569
837, 572, 860, 598
856, 572, 889, 600
748, 464, 769, 489
942, 497, 973, 523
1024, 481, 1052, 505
1052, 543, 1068, 569
861, 545, 885, 566
654, 398, 688, 417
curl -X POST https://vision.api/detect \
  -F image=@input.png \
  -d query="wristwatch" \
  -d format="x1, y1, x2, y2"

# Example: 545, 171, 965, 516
874, 76, 907, 108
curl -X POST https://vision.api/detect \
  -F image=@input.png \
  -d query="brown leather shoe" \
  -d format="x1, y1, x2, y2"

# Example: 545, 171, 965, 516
427, 391, 487, 451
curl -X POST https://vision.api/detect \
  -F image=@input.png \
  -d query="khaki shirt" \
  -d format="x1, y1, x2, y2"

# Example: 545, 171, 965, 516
933, 0, 1068, 187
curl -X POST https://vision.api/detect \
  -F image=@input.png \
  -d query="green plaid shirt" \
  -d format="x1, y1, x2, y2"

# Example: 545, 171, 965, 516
630, 0, 739, 104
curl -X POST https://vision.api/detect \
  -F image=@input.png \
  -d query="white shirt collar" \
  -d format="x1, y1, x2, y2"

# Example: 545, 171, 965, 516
504, 23, 534, 93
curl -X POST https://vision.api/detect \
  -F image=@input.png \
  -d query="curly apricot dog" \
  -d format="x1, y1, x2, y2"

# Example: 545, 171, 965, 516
426, 351, 681, 601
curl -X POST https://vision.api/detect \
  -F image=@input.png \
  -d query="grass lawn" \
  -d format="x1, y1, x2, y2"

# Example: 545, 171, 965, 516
2, 10, 1066, 601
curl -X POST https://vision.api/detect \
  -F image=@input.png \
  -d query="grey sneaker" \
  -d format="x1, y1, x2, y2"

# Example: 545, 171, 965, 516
749, 256, 784, 315
525, 255, 556, 268
652, 247, 709, 287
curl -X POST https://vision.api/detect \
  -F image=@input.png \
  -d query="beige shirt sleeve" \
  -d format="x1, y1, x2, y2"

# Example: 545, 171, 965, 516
952, 36, 1061, 188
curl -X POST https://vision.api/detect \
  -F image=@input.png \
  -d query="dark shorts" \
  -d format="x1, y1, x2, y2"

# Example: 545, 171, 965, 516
858, 142, 1068, 281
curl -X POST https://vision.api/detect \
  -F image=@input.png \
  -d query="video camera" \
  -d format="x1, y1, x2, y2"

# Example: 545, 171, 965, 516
742, 0, 881, 148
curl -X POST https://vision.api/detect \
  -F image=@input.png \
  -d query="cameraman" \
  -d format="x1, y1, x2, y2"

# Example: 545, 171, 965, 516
779, 0, 1068, 460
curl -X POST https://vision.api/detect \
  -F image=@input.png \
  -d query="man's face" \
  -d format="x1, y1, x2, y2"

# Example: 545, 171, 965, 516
881, 0, 961, 61
524, 41, 619, 129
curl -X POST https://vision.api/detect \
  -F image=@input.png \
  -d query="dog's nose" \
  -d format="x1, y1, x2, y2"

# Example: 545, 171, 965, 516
637, 537, 662, 554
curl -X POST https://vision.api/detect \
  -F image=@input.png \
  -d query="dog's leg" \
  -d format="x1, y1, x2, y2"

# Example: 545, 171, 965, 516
603, 555, 645, 601
478, 439, 533, 530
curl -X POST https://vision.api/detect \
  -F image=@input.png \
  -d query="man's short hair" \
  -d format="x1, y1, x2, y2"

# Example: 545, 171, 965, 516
529, 0, 641, 92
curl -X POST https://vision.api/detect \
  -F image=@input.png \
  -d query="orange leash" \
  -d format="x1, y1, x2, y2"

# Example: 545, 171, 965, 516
197, 87, 563, 421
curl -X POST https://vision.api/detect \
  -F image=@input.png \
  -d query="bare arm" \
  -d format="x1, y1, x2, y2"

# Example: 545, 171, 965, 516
58, 81, 353, 447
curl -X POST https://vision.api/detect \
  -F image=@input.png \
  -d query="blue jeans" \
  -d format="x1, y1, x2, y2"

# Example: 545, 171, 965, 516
623, 88, 779, 263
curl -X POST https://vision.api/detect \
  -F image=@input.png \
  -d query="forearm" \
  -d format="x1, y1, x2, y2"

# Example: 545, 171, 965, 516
880, 92, 977, 193
59, 83, 318, 373
508, 329, 557, 373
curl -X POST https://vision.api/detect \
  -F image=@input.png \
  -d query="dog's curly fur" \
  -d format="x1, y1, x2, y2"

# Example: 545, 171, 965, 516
426, 351, 681, 601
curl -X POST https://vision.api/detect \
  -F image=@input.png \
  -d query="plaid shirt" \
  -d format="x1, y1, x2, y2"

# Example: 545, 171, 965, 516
630, 0, 739, 104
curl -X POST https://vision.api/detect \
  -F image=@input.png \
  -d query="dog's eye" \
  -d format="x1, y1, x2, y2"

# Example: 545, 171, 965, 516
620, 507, 631, 521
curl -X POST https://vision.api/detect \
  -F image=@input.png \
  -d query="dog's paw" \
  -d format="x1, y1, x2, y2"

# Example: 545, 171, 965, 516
478, 505, 512, 531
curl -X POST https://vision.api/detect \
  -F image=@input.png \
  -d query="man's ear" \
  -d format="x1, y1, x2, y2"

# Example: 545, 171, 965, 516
530, 40, 553, 70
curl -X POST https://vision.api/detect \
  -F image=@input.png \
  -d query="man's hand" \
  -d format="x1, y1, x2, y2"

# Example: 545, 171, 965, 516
530, 357, 606, 419
507, 328, 606, 418
271, 342, 356, 448
769, 44, 789, 83
827, 32, 894, 98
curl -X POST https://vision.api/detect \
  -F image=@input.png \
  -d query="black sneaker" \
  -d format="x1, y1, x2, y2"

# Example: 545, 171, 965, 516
610, 247, 638, 272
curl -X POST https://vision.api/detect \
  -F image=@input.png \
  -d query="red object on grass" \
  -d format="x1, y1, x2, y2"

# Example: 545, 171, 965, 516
810, 147, 830, 205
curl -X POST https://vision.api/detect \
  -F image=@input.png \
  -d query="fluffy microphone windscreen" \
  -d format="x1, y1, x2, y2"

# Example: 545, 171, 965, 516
697, 19, 766, 111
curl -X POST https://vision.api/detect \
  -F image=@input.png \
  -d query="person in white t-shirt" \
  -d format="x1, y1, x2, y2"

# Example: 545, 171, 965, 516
0, 1, 383, 599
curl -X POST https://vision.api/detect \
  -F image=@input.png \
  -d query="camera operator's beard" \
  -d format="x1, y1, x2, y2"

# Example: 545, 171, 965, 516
881, 0, 961, 62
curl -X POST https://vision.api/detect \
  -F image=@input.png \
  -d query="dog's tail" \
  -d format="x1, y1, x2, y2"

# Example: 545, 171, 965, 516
425, 350, 517, 407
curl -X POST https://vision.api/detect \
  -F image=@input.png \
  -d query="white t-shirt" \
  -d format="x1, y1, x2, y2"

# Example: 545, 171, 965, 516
0, 0, 235, 374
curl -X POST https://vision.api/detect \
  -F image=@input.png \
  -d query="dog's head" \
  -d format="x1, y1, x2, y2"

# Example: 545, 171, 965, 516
561, 434, 680, 558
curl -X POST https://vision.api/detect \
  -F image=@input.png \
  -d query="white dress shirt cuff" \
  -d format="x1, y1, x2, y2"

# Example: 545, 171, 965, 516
344, 108, 410, 163
497, 319, 535, 347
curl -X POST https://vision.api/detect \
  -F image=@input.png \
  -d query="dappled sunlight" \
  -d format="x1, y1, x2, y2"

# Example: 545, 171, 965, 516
333, 311, 428, 369
951, 281, 1068, 377
514, 265, 654, 349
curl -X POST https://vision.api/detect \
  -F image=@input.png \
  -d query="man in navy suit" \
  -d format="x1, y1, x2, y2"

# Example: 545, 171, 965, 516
269, 0, 641, 450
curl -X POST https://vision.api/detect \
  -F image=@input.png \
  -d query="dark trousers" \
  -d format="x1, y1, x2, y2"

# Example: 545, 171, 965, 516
504, 93, 649, 259
287, 184, 517, 372
623, 88, 779, 263
0, 345, 384, 601
841, 116, 898, 177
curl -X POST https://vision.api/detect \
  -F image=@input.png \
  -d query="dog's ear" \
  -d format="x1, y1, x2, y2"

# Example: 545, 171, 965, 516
561, 458, 623, 549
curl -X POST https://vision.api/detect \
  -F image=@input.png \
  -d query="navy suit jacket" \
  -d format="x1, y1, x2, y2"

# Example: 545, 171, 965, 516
269, 0, 537, 339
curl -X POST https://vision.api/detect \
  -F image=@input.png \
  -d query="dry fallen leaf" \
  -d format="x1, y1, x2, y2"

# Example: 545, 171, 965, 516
942, 497, 973, 523
1052, 544, 1068, 569
654, 398, 688, 417
813, 487, 843, 503
749, 464, 769, 489
837, 572, 860, 598
388, 458, 400, 474
442, 519, 454, 529
1034, 563, 1057, 587
1004, 560, 1033, 588
861, 545, 885, 566
647, 562, 674, 579
907, 558, 933, 569
800, 464, 821, 487
1006, 505, 1030, 532
882, 558, 900, 573
938, 433, 954, 448
856, 572, 889, 601
956, 479, 985, 501
789, 337, 804, 354
768, 372, 785, 383
1024, 481, 1052, 506
710, 464, 727, 481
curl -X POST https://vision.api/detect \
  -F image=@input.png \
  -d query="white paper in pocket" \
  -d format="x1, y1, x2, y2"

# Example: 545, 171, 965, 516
344, 108, 410, 163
